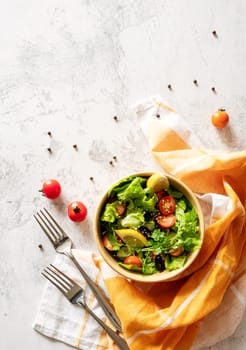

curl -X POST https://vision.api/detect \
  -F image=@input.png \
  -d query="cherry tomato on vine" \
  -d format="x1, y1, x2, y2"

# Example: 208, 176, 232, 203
67, 201, 87, 222
158, 196, 176, 215
211, 109, 229, 128
40, 179, 61, 199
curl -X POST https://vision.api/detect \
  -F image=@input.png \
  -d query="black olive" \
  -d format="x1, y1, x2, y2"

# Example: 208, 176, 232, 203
144, 212, 153, 221
155, 254, 165, 271
139, 226, 151, 238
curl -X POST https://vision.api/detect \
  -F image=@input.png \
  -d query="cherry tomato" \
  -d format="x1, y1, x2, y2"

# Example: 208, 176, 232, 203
211, 109, 229, 128
156, 190, 168, 200
41, 179, 61, 199
169, 245, 184, 257
67, 201, 87, 222
123, 255, 142, 267
102, 235, 114, 251
156, 214, 176, 228
116, 203, 126, 216
158, 196, 176, 215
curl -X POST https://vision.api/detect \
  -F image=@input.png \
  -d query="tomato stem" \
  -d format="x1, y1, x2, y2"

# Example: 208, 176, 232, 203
38, 189, 46, 197
73, 206, 81, 213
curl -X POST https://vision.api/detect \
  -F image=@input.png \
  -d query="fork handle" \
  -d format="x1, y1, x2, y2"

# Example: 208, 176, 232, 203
77, 300, 130, 350
65, 250, 122, 333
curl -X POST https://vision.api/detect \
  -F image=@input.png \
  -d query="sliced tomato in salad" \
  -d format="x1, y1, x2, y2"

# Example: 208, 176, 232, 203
156, 190, 168, 200
156, 214, 176, 228
123, 255, 142, 267
102, 235, 114, 251
169, 245, 184, 256
116, 203, 126, 216
158, 196, 176, 215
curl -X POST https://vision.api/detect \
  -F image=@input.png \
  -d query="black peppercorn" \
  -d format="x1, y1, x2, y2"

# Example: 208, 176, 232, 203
193, 80, 198, 86
168, 84, 172, 90
73, 144, 78, 150
212, 30, 217, 37
211, 86, 216, 93
109, 160, 114, 166
156, 114, 160, 118
47, 147, 52, 153
47, 131, 52, 137
113, 115, 118, 122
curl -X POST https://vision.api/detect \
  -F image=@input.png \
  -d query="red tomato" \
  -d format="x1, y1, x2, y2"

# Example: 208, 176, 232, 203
156, 190, 168, 200
211, 109, 229, 128
158, 196, 176, 215
41, 179, 61, 199
169, 245, 183, 257
67, 201, 87, 222
116, 203, 126, 216
156, 214, 176, 228
123, 255, 142, 267
102, 235, 114, 251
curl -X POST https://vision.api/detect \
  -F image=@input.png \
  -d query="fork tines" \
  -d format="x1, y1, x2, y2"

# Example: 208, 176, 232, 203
42, 264, 80, 298
33, 208, 68, 247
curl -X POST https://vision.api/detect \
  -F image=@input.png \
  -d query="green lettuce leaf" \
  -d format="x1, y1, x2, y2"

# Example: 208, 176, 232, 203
102, 176, 158, 224
118, 262, 142, 272
117, 177, 146, 201
165, 254, 187, 270
120, 211, 145, 229
100, 201, 120, 223
142, 254, 157, 275
108, 176, 145, 198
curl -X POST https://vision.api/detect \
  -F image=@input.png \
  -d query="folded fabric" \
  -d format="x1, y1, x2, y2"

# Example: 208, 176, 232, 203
34, 96, 246, 350
34, 250, 120, 350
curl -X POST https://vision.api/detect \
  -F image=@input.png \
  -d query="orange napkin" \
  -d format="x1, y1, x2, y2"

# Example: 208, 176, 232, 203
101, 97, 246, 350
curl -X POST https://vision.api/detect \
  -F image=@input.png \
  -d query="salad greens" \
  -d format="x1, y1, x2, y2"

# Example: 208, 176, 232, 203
100, 175, 201, 275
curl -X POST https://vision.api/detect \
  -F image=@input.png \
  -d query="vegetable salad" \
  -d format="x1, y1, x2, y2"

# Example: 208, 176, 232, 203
100, 175, 201, 275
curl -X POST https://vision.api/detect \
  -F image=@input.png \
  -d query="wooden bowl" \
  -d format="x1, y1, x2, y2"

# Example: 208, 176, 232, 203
94, 172, 204, 283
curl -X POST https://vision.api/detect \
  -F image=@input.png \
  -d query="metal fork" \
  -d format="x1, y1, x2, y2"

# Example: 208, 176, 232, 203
34, 208, 122, 332
42, 264, 129, 350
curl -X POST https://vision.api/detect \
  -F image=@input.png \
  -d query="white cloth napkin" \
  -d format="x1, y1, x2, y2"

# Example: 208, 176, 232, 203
33, 250, 119, 350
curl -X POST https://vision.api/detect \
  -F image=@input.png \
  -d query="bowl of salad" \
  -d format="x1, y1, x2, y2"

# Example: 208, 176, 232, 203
94, 172, 204, 282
